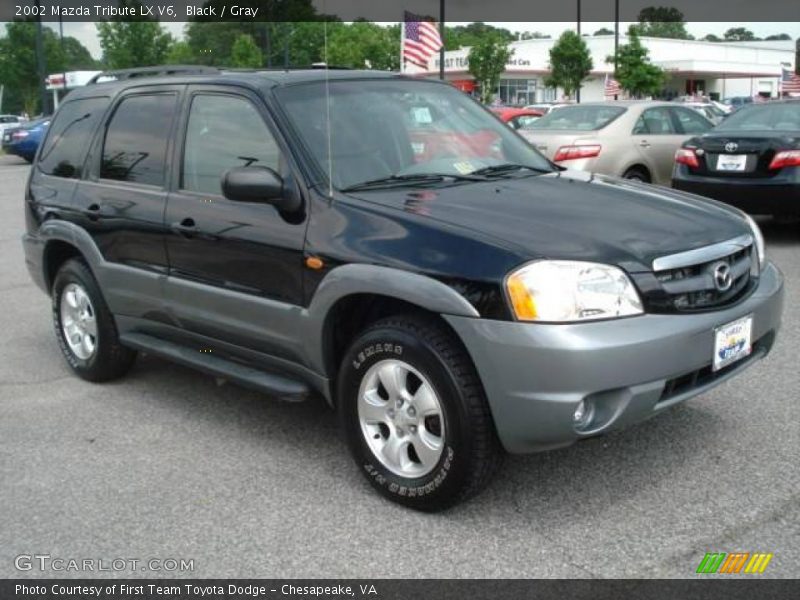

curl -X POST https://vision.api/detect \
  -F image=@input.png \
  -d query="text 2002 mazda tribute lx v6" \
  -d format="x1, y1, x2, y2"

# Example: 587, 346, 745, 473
22, 68, 784, 510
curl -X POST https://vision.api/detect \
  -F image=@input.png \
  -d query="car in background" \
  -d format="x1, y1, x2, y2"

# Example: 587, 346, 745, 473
2, 117, 50, 162
524, 102, 572, 115
672, 99, 800, 218
680, 101, 728, 125
0, 114, 25, 139
490, 107, 543, 131
724, 96, 754, 111
521, 101, 714, 185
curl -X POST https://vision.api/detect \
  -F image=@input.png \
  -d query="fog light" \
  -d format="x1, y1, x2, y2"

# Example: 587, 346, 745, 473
573, 399, 594, 429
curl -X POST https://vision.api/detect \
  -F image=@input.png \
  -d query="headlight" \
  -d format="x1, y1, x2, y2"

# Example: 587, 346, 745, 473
506, 260, 643, 322
742, 213, 765, 272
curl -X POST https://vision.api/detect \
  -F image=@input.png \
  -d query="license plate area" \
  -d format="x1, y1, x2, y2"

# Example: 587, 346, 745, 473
715, 154, 748, 172
713, 315, 753, 371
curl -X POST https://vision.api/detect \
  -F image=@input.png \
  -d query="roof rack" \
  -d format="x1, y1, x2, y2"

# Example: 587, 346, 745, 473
87, 65, 220, 85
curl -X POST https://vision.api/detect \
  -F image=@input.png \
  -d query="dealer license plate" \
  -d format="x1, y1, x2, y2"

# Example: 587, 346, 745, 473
716, 154, 747, 171
713, 315, 753, 371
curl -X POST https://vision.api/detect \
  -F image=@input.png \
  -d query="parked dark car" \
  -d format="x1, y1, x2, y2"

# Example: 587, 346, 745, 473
22, 67, 784, 511
3, 117, 50, 162
672, 100, 800, 217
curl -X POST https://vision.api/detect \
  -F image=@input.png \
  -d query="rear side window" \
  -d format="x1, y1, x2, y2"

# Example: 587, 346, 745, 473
101, 94, 177, 186
672, 107, 712, 134
182, 94, 280, 195
530, 105, 626, 131
38, 97, 107, 178
633, 108, 676, 135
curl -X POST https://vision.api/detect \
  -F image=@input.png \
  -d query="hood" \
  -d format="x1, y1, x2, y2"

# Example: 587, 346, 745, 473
350, 170, 749, 273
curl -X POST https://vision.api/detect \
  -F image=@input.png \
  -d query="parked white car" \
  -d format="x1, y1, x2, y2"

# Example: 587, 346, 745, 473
0, 115, 25, 139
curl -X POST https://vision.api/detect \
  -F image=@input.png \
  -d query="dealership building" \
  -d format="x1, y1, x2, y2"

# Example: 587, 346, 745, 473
416, 35, 796, 104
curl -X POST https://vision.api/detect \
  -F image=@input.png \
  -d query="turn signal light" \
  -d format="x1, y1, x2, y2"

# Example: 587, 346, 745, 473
768, 150, 800, 171
553, 144, 601, 162
675, 148, 700, 168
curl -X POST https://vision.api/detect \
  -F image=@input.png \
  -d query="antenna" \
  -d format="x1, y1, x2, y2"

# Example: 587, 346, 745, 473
323, 5, 333, 198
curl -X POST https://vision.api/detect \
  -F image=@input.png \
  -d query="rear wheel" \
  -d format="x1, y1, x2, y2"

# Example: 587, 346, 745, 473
52, 258, 136, 382
338, 315, 502, 511
622, 166, 651, 183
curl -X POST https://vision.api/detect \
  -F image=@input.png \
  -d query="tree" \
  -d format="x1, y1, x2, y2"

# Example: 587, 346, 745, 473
702, 34, 722, 42
96, 1, 173, 69
519, 31, 550, 40
723, 28, 759, 42
629, 6, 693, 39
165, 41, 196, 65
545, 31, 593, 99
230, 34, 263, 68
0, 21, 94, 115
326, 21, 398, 70
765, 33, 792, 41
607, 31, 664, 98
594, 27, 615, 36
467, 35, 513, 104
446, 23, 515, 50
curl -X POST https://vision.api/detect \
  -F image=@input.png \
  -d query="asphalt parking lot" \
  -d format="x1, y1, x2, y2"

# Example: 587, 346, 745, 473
0, 152, 798, 579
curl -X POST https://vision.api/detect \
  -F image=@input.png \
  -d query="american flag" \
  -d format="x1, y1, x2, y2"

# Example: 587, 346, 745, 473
780, 68, 800, 95
403, 11, 443, 71
604, 74, 622, 97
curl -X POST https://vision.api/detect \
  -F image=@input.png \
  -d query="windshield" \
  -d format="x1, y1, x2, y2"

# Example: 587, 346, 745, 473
276, 79, 554, 190
716, 103, 800, 132
529, 105, 627, 131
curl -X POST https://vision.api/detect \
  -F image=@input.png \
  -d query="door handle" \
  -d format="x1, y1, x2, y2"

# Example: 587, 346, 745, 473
171, 217, 197, 236
639, 140, 651, 148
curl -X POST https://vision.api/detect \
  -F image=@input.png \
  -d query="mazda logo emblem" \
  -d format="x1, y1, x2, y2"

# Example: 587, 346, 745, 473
724, 142, 739, 153
712, 262, 733, 292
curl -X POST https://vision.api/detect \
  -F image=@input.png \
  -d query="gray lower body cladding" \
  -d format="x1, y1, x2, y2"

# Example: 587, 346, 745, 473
445, 261, 784, 454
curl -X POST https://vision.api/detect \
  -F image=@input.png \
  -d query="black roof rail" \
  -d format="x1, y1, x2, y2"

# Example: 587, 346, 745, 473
87, 65, 220, 84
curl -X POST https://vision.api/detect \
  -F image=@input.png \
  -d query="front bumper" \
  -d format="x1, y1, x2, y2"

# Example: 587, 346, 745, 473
445, 262, 784, 453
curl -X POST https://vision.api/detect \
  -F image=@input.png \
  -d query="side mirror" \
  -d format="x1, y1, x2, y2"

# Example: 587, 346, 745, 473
221, 166, 300, 212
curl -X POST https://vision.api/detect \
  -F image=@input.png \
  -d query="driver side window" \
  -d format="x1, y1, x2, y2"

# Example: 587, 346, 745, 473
182, 94, 280, 196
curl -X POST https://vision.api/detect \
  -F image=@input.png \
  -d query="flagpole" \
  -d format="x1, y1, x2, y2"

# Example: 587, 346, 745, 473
614, 0, 620, 100
439, 0, 445, 80
400, 16, 406, 74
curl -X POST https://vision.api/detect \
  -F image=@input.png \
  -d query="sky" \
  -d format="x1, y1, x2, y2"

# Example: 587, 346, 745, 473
23, 21, 800, 60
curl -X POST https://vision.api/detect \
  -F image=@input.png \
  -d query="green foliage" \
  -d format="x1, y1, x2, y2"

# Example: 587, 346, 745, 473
723, 28, 759, 41
165, 41, 196, 65
96, 1, 173, 69
519, 31, 550, 40
545, 31, 593, 99
230, 34, 263, 68
629, 6, 693, 39
765, 33, 791, 41
0, 21, 95, 115
607, 31, 665, 98
326, 21, 399, 70
593, 28, 615, 36
467, 35, 513, 104
703, 34, 722, 42
445, 23, 515, 50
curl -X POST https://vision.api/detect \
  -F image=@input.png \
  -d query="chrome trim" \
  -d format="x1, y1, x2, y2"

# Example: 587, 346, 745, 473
652, 234, 753, 272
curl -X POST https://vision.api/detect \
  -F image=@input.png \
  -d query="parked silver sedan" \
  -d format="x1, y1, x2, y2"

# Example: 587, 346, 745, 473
519, 101, 714, 185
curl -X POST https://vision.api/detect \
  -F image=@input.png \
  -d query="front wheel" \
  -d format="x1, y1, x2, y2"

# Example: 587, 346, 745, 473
338, 315, 502, 511
52, 258, 137, 382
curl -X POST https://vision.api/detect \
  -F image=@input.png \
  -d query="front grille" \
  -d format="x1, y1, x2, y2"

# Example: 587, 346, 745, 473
647, 244, 755, 313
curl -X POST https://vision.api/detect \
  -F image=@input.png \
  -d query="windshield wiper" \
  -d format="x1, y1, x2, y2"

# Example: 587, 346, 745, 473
341, 173, 485, 192
470, 164, 553, 178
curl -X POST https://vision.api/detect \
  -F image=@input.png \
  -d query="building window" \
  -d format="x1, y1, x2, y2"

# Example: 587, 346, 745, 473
496, 79, 537, 106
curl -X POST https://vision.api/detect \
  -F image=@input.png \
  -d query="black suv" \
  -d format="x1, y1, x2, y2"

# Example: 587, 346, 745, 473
23, 67, 784, 511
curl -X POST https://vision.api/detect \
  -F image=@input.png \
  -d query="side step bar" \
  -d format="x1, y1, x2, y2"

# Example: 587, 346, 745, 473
120, 332, 310, 402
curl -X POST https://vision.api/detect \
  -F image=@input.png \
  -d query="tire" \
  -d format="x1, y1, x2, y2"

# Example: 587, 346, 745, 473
52, 258, 136, 382
622, 166, 651, 183
338, 314, 502, 511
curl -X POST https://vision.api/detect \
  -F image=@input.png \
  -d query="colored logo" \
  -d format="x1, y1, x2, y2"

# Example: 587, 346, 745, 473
696, 552, 773, 574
